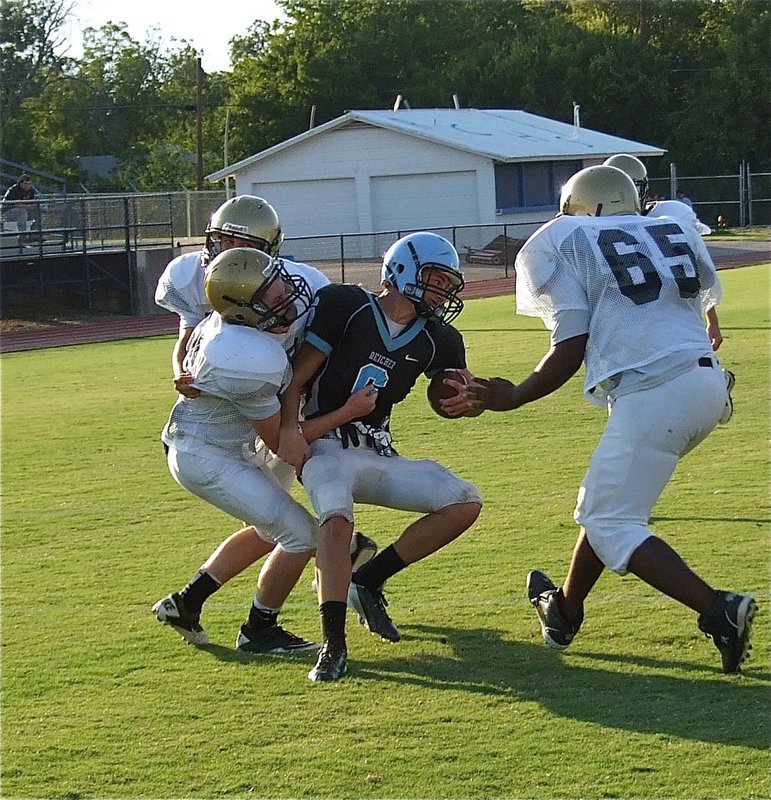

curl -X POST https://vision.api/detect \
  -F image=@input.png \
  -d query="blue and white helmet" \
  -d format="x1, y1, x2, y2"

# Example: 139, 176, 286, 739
381, 232, 465, 325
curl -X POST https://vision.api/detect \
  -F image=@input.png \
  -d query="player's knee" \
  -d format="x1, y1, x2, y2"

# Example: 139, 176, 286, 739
320, 516, 354, 544
447, 500, 482, 530
583, 521, 651, 575
272, 498, 318, 554
302, 454, 354, 525
437, 472, 482, 510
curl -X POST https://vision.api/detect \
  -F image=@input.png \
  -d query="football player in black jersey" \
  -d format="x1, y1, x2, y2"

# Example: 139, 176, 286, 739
279, 232, 484, 682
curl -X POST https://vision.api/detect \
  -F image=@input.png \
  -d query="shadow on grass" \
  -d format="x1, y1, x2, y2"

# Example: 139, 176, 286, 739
650, 515, 770, 525
350, 622, 770, 750
196, 642, 318, 663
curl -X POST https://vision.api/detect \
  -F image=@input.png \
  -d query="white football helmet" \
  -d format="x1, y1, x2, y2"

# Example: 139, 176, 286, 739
560, 165, 641, 217
381, 232, 465, 325
204, 247, 312, 332
603, 154, 649, 204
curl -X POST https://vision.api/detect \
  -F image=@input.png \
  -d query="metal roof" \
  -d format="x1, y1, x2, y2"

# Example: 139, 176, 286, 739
207, 108, 665, 181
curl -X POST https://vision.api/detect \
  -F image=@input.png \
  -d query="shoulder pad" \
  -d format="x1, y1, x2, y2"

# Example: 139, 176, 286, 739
201, 315, 288, 378
162, 251, 205, 288
319, 282, 367, 301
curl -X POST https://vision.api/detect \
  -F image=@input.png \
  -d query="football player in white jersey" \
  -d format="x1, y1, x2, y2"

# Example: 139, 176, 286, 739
279, 232, 484, 682
153, 248, 378, 652
604, 154, 724, 350
468, 165, 756, 674
154, 197, 378, 649
155, 195, 285, 396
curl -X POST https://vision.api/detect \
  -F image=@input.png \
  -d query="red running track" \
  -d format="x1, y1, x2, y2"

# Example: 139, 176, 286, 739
2, 242, 768, 354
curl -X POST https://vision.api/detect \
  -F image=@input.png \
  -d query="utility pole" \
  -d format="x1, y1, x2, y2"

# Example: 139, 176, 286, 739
224, 107, 231, 197
196, 55, 204, 190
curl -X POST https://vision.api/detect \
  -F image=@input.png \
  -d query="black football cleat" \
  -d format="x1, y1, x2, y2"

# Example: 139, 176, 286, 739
152, 592, 208, 645
350, 531, 378, 571
698, 590, 757, 673
236, 622, 318, 654
526, 570, 583, 650
347, 581, 401, 642
308, 641, 348, 682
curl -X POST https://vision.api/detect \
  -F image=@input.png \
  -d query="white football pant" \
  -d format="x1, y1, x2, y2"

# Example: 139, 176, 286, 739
301, 437, 483, 525
167, 443, 316, 553
575, 361, 728, 574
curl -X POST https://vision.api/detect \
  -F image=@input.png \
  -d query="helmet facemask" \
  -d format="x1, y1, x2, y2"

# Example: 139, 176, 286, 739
204, 231, 275, 266
409, 263, 465, 325
223, 259, 313, 333
205, 248, 312, 332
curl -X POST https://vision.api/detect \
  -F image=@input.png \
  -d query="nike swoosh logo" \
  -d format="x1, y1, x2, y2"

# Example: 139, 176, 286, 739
405, 355, 419, 362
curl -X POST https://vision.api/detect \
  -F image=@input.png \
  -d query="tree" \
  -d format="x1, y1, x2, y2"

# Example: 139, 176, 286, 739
3, 0, 768, 190
22, 22, 231, 190
0, 0, 72, 168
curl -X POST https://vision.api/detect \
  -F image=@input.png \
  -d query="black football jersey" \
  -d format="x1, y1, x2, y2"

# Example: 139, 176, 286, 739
302, 284, 466, 430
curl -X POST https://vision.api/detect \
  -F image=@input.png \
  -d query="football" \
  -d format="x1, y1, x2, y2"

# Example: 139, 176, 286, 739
427, 369, 466, 418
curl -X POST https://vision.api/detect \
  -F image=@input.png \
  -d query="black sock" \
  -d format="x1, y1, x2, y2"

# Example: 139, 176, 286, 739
247, 606, 278, 630
353, 544, 407, 589
179, 570, 221, 614
319, 601, 347, 647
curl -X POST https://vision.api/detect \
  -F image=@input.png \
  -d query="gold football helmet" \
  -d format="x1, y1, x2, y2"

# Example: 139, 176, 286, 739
204, 195, 283, 263
603, 154, 649, 204
560, 165, 641, 217
204, 247, 312, 332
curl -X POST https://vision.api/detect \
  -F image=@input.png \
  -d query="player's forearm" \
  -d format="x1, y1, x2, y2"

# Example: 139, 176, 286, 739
172, 328, 194, 378
249, 413, 281, 454
279, 381, 303, 434
280, 343, 326, 432
516, 335, 587, 406
300, 406, 352, 444
277, 384, 310, 470
171, 343, 185, 379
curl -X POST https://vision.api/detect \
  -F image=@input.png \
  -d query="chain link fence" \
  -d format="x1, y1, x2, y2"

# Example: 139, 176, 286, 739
649, 163, 770, 229
281, 221, 549, 288
3, 164, 768, 264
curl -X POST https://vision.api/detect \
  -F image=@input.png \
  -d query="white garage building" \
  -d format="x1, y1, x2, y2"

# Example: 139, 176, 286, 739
206, 108, 663, 257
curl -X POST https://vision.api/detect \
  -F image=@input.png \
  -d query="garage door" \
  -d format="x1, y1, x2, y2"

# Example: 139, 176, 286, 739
371, 171, 479, 232
252, 178, 358, 236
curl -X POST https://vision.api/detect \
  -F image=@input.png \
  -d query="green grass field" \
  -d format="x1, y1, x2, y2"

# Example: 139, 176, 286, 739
2, 264, 769, 799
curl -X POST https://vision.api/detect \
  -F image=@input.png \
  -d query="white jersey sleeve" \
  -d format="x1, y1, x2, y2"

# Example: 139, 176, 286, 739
515, 216, 591, 328
515, 214, 719, 403
154, 250, 210, 330
162, 314, 291, 454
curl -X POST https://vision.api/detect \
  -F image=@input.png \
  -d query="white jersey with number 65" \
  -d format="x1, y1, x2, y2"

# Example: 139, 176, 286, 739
515, 213, 721, 401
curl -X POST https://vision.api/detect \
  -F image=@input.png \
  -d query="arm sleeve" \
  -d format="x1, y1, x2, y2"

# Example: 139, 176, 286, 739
216, 366, 290, 421
690, 233, 722, 314
154, 255, 209, 327
305, 284, 361, 353
551, 308, 590, 344
515, 232, 589, 330
424, 325, 467, 377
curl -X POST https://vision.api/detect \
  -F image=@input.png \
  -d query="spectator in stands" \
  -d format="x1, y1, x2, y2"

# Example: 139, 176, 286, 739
676, 189, 693, 208
2, 175, 39, 231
